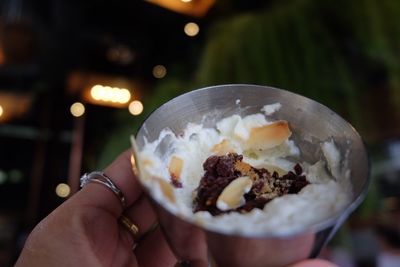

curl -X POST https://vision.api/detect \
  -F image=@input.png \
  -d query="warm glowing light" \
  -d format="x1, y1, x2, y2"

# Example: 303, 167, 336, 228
0, 105, 3, 117
55, 183, 71, 198
129, 100, 144, 115
90, 85, 131, 104
152, 65, 167, 78
184, 22, 199, 37
181, 0, 192, 2
90, 85, 103, 100
119, 88, 131, 103
70, 102, 85, 117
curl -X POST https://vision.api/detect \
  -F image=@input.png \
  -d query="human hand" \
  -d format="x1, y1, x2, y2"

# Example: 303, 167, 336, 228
15, 150, 338, 267
288, 259, 338, 267
15, 150, 176, 267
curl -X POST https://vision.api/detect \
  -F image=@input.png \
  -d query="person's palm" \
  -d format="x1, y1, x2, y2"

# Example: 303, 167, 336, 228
16, 151, 176, 267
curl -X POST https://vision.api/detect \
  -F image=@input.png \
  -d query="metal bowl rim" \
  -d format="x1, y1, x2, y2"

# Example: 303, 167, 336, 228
135, 83, 371, 238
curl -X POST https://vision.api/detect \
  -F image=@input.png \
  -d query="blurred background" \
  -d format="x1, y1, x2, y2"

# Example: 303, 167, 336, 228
0, 0, 399, 266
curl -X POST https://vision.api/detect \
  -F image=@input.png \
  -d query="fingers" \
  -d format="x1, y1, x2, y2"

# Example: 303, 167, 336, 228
118, 195, 176, 267
135, 227, 177, 267
113, 228, 139, 267
288, 259, 339, 267
71, 149, 188, 267
123, 196, 158, 237
75, 149, 142, 218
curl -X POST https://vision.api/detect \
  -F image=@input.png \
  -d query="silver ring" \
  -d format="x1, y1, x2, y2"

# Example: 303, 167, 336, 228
80, 171, 127, 210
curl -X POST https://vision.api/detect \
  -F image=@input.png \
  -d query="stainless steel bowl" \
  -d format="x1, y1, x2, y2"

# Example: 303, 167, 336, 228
134, 84, 370, 267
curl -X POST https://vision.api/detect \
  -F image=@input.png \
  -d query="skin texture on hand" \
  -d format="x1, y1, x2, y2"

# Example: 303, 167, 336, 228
289, 259, 338, 267
14, 150, 338, 267
15, 150, 176, 267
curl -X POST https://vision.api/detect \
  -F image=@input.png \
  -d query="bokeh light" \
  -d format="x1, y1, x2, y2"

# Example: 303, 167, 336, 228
129, 100, 144, 115
55, 183, 71, 198
119, 89, 131, 103
0, 105, 3, 117
181, 0, 192, 2
70, 102, 85, 117
152, 65, 167, 78
90, 85, 131, 104
90, 85, 104, 100
184, 22, 200, 37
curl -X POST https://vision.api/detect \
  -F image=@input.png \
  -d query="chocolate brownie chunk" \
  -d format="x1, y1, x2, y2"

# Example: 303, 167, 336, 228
193, 153, 309, 216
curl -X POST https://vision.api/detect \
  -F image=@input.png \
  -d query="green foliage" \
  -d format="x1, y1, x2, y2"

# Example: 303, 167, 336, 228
98, 0, 400, 165
196, 0, 400, 139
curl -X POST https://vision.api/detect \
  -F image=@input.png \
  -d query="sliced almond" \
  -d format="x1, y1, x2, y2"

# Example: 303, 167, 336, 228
245, 121, 291, 150
153, 177, 176, 203
168, 155, 184, 180
216, 176, 253, 211
211, 139, 234, 155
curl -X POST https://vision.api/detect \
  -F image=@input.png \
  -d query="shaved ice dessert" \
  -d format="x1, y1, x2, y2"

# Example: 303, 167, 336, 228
136, 103, 352, 235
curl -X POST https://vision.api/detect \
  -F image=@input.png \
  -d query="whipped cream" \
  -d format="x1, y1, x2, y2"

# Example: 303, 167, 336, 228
137, 103, 352, 235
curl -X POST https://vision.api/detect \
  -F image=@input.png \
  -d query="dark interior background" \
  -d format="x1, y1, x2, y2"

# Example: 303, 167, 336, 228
1, 0, 399, 266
